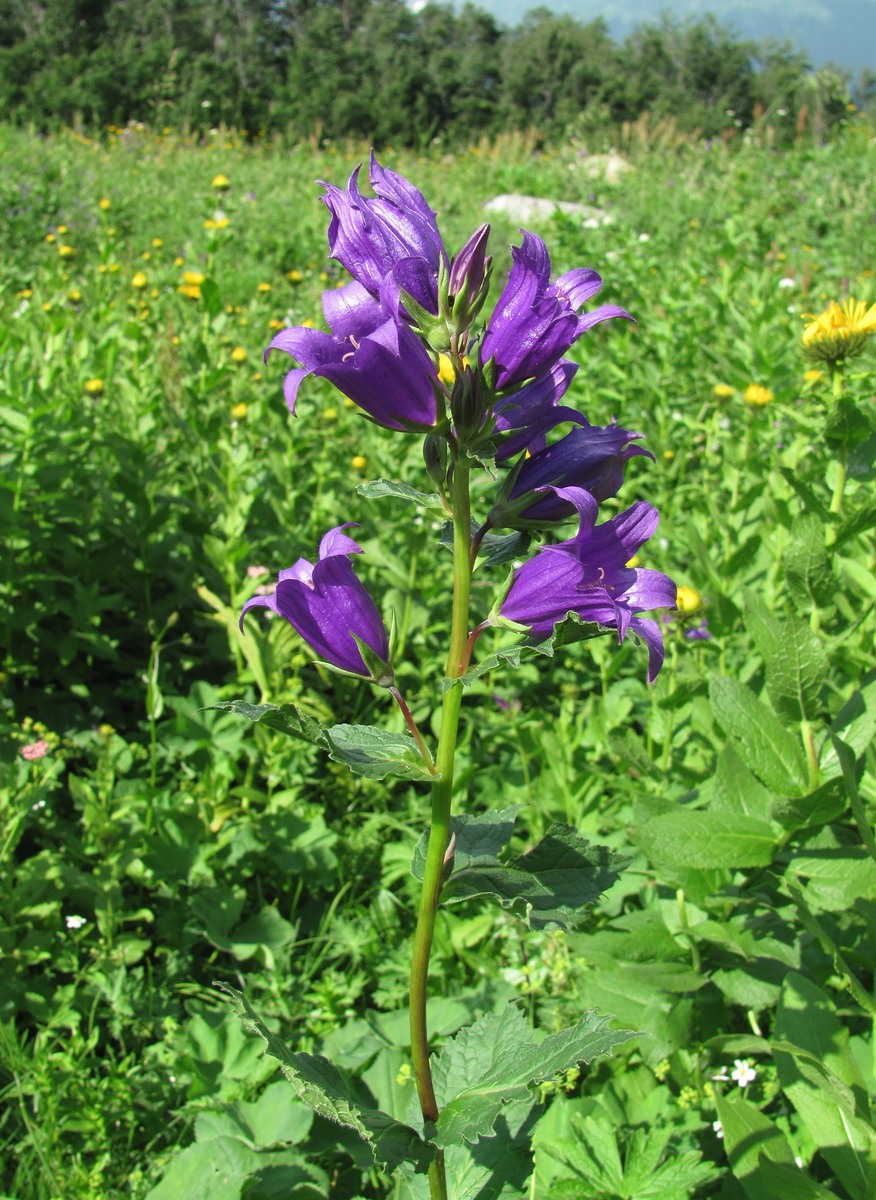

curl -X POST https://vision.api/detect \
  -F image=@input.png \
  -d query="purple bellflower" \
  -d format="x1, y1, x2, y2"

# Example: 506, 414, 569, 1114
499, 486, 676, 682
321, 152, 447, 313
481, 231, 633, 390
239, 525, 393, 684
491, 421, 654, 528
265, 280, 440, 432
492, 360, 587, 461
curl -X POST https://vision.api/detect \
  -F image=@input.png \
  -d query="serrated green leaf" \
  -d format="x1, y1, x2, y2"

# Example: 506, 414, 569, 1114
397, 1100, 536, 1200
715, 1092, 838, 1200
782, 512, 836, 608
835, 498, 876, 549
710, 675, 810, 796
819, 670, 876, 779
357, 477, 445, 513
635, 809, 778, 869
432, 1005, 636, 1148
449, 612, 608, 690
411, 805, 525, 882
215, 985, 432, 1174
421, 819, 626, 931
326, 724, 437, 781
712, 742, 777, 822
745, 595, 827, 725
774, 974, 875, 1200
205, 701, 329, 748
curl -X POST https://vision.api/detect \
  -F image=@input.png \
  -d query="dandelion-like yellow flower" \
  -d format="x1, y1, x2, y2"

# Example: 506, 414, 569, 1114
212, 174, 230, 190
178, 284, 201, 300
268, 318, 284, 330
152, 238, 163, 248
230, 346, 247, 364
68, 289, 81, 303
182, 270, 205, 286
801, 297, 876, 364
713, 383, 735, 400
84, 378, 105, 395
744, 384, 774, 407
57, 225, 68, 235
257, 282, 271, 293
45, 233, 56, 243
324, 407, 338, 422
287, 269, 303, 283
99, 198, 111, 211
58, 244, 75, 259
231, 402, 248, 419
676, 586, 702, 615
351, 455, 367, 470
131, 271, 148, 289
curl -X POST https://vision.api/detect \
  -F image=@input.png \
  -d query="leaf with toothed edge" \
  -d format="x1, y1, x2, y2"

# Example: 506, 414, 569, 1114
431, 1004, 637, 1149
214, 985, 433, 1174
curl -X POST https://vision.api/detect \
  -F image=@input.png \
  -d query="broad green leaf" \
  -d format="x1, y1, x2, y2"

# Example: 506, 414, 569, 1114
745, 595, 827, 725
432, 1005, 636, 1148
206, 701, 329, 748
781, 511, 836, 609
397, 1100, 536, 1200
712, 742, 777, 822
835, 497, 876, 549
357, 477, 445, 513
326, 724, 438, 781
715, 1092, 838, 1200
709, 675, 810, 796
216, 985, 432, 1174
411, 805, 526, 881
786, 845, 876, 912
774, 974, 875, 1200
635, 810, 778, 869
439, 823, 627, 931
819, 670, 876, 779
449, 612, 607, 690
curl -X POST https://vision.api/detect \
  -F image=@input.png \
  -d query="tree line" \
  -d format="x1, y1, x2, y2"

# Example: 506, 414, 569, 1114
0, 0, 869, 144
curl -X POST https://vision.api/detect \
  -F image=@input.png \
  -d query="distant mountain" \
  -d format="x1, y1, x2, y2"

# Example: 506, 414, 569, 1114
432, 0, 876, 74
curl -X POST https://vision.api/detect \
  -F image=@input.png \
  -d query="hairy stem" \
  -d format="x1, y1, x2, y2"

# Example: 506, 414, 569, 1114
409, 463, 471, 1191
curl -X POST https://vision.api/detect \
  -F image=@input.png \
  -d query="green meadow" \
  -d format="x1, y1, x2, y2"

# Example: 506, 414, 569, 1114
2, 117, 876, 1198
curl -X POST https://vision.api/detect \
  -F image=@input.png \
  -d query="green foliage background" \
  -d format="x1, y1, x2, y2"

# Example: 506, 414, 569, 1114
1, 114, 875, 1198
0, 0, 869, 143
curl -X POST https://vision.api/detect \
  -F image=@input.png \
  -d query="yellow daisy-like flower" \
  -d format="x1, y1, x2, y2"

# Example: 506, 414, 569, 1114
84, 378, 105, 395
801, 297, 876, 364
257, 282, 271, 293
324, 407, 338, 422
68, 289, 81, 303
45, 232, 56, 243
713, 383, 735, 400
744, 384, 774, 407
230, 346, 247, 364
351, 455, 367, 470
268, 318, 285, 330
182, 270, 205, 286
152, 238, 163, 248
177, 284, 201, 300
212, 173, 230, 189
231, 402, 248, 419
99, 198, 111, 211
676, 586, 702, 615
57, 225, 68, 235
58, 244, 75, 259
287, 269, 303, 283
131, 271, 148, 289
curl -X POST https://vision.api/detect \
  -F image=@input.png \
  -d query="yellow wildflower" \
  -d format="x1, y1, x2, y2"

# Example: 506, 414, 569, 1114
131, 271, 148, 289
351, 455, 367, 470
212, 173, 230, 189
230, 346, 247, 364
84, 378, 105, 395
663, 448, 676, 460
802, 297, 876, 364
713, 383, 735, 400
324, 407, 338, 421
178, 284, 201, 300
99, 198, 111, 211
744, 384, 774, 407
182, 270, 205, 286
268, 318, 285, 330
287, 269, 303, 283
676, 586, 702, 615
45, 233, 56, 242
152, 238, 163, 248
257, 282, 271, 293
58, 244, 75, 259
231, 402, 247, 419
68, 289, 81, 303
174, 256, 184, 267
57, 224, 68, 234
804, 368, 824, 384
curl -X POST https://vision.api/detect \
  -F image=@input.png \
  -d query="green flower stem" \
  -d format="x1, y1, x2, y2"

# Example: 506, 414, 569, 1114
827, 365, 847, 539
409, 463, 472, 1197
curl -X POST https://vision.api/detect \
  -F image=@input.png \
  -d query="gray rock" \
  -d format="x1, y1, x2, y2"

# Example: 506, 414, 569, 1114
483, 193, 613, 228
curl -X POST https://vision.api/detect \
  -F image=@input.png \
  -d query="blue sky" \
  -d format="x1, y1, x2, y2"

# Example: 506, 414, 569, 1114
434, 1, 876, 74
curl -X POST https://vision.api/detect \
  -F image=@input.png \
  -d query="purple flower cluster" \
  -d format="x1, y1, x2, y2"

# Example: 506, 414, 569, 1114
245, 154, 675, 682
